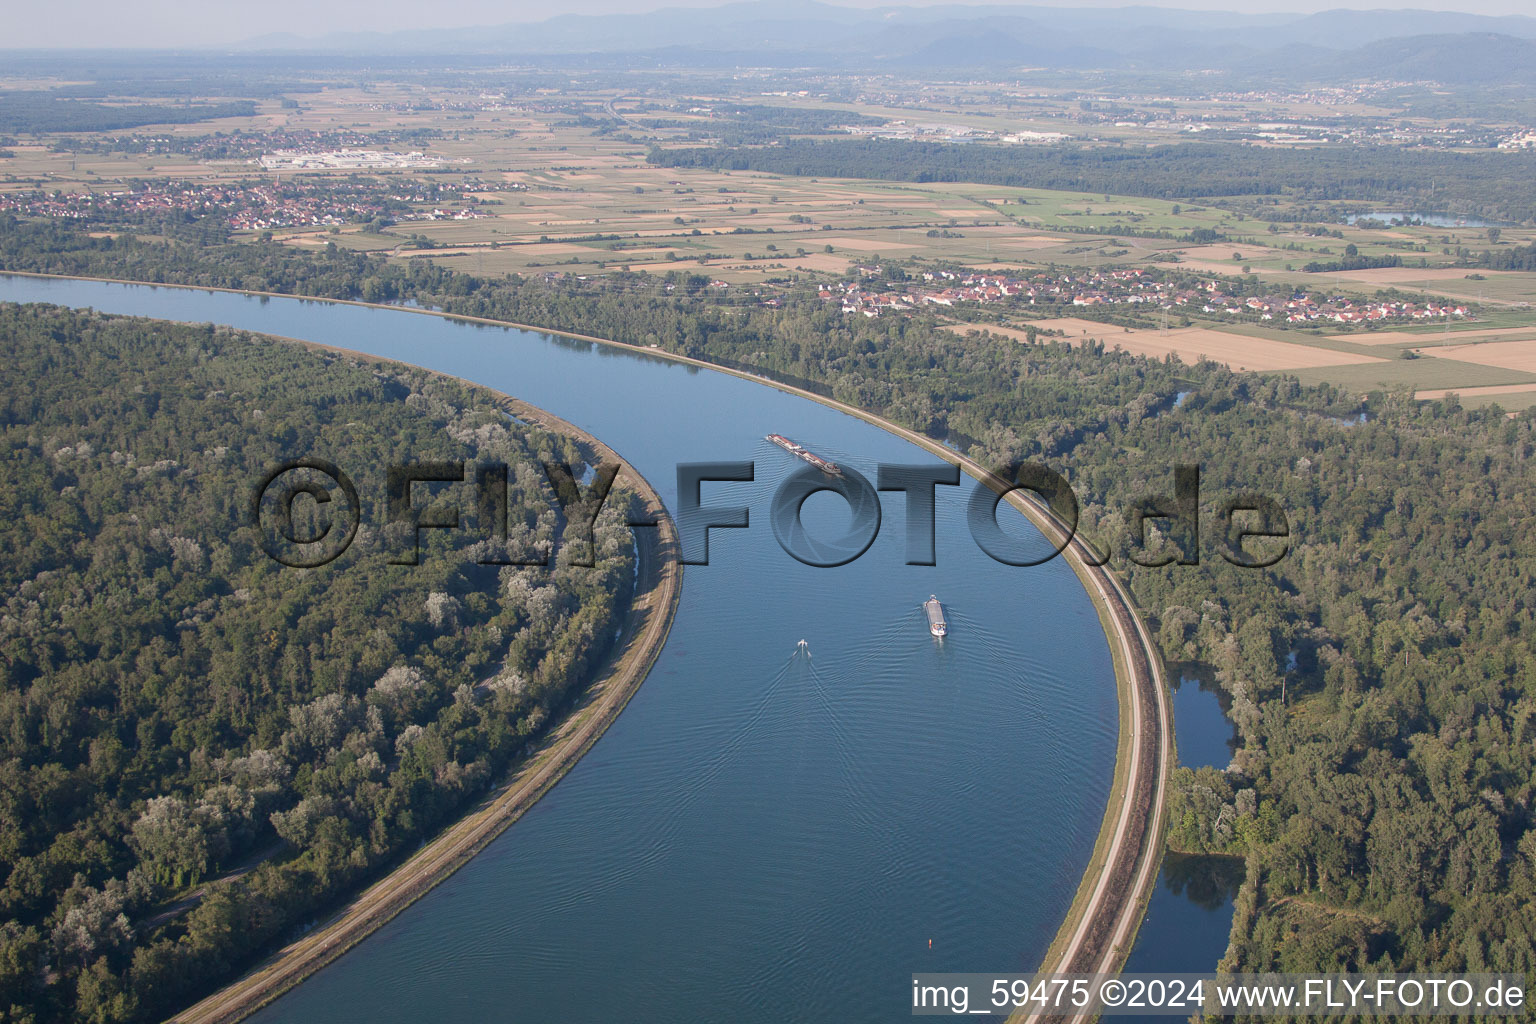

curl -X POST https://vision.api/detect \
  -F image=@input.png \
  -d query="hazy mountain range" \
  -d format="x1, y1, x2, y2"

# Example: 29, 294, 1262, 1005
238, 1, 1536, 85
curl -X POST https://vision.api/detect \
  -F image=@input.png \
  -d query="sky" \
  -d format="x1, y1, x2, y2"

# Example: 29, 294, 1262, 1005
4, 0, 1533, 49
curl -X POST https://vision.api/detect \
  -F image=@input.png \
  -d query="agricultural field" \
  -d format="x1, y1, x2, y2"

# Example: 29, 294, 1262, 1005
5, 76, 1536, 403
953, 318, 1388, 373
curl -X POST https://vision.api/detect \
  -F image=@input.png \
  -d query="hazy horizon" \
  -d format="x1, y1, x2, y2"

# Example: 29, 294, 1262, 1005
3, 0, 1535, 52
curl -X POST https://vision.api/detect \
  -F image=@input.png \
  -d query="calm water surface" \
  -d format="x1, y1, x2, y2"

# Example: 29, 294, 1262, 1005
1168, 671, 1236, 772
0, 275, 1121, 1022
1119, 670, 1242, 996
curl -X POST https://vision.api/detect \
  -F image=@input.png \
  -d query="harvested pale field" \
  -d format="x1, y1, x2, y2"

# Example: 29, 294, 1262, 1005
952, 320, 1386, 372
633, 227, 731, 238
621, 260, 721, 271
1422, 339, 1536, 372
1332, 267, 1518, 285
498, 242, 594, 255
1416, 382, 1536, 401
996, 236, 1076, 249
1024, 316, 1147, 336
143, 163, 204, 174
819, 237, 920, 250
787, 254, 855, 272
1170, 260, 1251, 276
1335, 326, 1536, 346
1100, 330, 1382, 371
711, 219, 814, 231
833, 189, 909, 200
965, 226, 1071, 244
1177, 243, 1282, 261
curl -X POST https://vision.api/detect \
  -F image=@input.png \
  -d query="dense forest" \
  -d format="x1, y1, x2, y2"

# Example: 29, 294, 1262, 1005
1471, 240, 1536, 272
0, 302, 637, 1022
675, 104, 886, 145
0, 96, 257, 135
1300, 254, 1403, 274
648, 139, 1536, 226
2, 219, 1536, 995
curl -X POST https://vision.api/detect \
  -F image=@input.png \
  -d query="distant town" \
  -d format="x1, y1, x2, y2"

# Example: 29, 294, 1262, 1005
826, 266, 1472, 326
0, 177, 485, 230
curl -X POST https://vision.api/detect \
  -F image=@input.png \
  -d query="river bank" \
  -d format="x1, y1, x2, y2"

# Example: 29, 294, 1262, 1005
2, 271, 1162, 1021
163, 342, 682, 1024
1012, 512, 1171, 1024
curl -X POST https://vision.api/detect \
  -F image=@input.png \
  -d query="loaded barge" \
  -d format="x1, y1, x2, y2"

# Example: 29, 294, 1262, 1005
925, 596, 948, 638
767, 434, 842, 476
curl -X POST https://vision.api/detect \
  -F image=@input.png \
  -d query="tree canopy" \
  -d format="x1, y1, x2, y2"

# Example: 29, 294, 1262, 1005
0, 303, 636, 1022
3, 216, 1535, 995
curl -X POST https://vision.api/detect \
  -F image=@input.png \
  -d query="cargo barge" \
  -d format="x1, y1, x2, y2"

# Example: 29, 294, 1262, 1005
924, 595, 948, 638
767, 434, 842, 476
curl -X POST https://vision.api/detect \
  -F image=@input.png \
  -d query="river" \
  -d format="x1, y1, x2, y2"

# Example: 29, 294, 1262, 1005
0, 275, 1128, 1022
